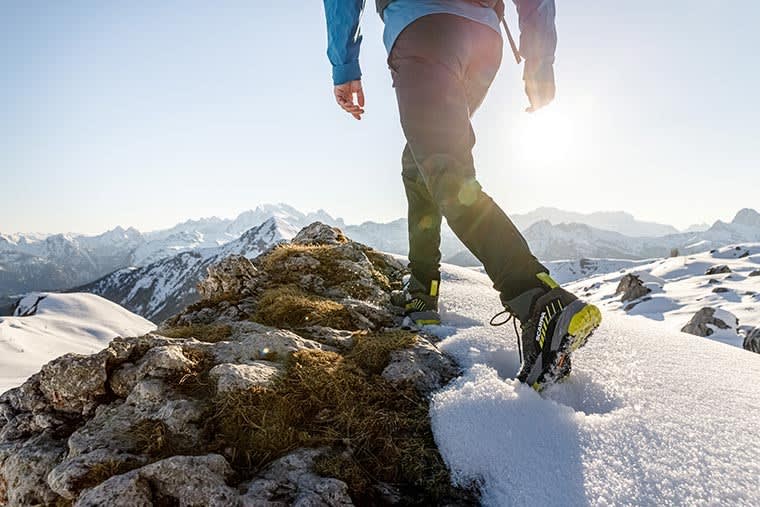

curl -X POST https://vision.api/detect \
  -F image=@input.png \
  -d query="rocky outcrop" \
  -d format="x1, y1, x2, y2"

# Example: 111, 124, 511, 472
749, 269, 760, 277
0, 223, 468, 506
705, 265, 731, 276
681, 308, 736, 337
615, 274, 651, 302
744, 328, 760, 354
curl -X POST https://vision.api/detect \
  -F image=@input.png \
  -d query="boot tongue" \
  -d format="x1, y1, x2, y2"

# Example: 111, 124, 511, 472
503, 287, 547, 323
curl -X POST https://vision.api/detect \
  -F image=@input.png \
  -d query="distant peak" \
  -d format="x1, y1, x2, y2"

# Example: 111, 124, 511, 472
732, 208, 760, 227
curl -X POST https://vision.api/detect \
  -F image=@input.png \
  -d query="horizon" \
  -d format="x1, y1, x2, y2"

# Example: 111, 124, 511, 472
1, 202, 753, 238
2, 2, 759, 233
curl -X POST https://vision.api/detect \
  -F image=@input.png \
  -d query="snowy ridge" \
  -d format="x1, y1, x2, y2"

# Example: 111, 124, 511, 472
0, 293, 155, 393
427, 262, 760, 506
78, 217, 295, 322
564, 244, 760, 348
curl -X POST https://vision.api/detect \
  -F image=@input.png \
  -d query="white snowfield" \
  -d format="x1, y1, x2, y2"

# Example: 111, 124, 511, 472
0, 293, 156, 393
430, 263, 760, 506
564, 244, 760, 349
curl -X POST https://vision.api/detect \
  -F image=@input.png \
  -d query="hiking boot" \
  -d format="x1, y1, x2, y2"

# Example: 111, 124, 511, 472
391, 274, 441, 328
501, 273, 601, 391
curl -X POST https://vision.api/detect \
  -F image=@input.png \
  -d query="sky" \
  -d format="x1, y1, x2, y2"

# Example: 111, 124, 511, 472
1, 1, 758, 234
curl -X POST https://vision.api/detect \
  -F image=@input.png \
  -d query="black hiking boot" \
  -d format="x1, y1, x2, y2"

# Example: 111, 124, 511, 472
499, 273, 601, 391
391, 275, 441, 328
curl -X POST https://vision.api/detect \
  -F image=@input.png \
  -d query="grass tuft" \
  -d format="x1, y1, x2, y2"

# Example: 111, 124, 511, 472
160, 324, 233, 343
253, 285, 355, 330
206, 332, 453, 502
346, 330, 416, 374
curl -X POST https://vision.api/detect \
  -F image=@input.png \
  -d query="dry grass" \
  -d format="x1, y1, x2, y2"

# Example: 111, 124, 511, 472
346, 330, 416, 374
160, 323, 233, 343
207, 331, 454, 502
71, 458, 139, 492
253, 285, 355, 330
127, 419, 176, 458
183, 291, 242, 314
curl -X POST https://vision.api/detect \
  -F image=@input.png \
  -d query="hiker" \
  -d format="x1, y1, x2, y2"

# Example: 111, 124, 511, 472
321, 0, 601, 391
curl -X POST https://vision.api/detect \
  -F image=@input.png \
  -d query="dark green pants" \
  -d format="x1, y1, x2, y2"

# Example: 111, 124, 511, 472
389, 14, 548, 302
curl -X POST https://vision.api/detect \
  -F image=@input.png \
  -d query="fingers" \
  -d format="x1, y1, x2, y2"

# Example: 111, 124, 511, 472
525, 80, 555, 113
334, 80, 365, 120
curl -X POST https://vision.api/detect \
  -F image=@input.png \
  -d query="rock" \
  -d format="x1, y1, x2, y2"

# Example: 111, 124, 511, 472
615, 274, 651, 302
67, 379, 204, 458
110, 344, 202, 398
298, 326, 357, 349
744, 328, 760, 354
240, 448, 353, 507
382, 337, 458, 396
210, 323, 329, 364
292, 222, 348, 246
749, 270, 760, 277
209, 361, 283, 393
681, 308, 735, 337
75, 454, 239, 507
75, 472, 153, 507
48, 449, 148, 500
0, 432, 65, 506
37, 351, 112, 416
705, 265, 731, 275
198, 254, 259, 300
712, 287, 730, 293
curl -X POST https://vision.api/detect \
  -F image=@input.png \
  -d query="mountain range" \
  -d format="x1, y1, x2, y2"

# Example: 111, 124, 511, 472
3, 204, 760, 322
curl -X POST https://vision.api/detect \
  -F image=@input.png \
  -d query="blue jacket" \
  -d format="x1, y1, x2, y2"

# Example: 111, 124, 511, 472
322, 0, 557, 85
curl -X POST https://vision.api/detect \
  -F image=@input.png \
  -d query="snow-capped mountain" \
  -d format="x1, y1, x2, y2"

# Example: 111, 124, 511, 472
0, 292, 155, 392
522, 208, 760, 261
511, 207, 680, 237
133, 204, 345, 266
0, 227, 143, 296
563, 243, 760, 350
78, 217, 295, 323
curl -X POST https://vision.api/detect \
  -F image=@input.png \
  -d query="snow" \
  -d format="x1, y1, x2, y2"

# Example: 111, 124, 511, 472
428, 262, 760, 506
0, 292, 156, 393
563, 244, 760, 349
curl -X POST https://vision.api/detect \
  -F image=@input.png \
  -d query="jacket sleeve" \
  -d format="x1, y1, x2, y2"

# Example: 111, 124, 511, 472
512, 0, 556, 74
322, 0, 365, 85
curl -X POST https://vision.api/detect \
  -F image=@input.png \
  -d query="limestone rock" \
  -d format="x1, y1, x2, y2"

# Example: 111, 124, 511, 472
681, 308, 735, 337
75, 454, 239, 507
705, 264, 731, 275
210, 323, 329, 364
382, 337, 458, 396
37, 351, 111, 416
615, 274, 651, 303
744, 328, 760, 354
0, 432, 65, 506
292, 222, 348, 246
209, 361, 283, 393
48, 449, 148, 500
198, 254, 259, 300
240, 448, 353, 507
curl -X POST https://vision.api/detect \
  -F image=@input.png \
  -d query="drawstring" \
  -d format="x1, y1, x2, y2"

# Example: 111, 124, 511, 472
490, 309, 523, 365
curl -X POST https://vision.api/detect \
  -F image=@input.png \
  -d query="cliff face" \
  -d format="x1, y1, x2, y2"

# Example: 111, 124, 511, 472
0, 223, 472, 506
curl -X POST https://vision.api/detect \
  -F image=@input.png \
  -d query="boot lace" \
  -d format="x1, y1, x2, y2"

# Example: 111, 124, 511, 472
489, 309, 524, 364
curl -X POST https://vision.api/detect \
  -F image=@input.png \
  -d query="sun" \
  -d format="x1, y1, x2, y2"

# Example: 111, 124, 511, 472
514, 106, 578, 167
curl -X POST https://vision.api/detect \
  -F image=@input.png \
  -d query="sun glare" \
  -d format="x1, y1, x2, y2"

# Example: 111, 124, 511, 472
514, 107, 577, 166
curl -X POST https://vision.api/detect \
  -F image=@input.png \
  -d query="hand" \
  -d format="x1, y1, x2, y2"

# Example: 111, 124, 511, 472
333, 80, 365, 120
524, 60, 555, 113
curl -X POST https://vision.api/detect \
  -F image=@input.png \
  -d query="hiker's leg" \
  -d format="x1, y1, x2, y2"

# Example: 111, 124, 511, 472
402, 143, 442, 287
389, 14, 548, 302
